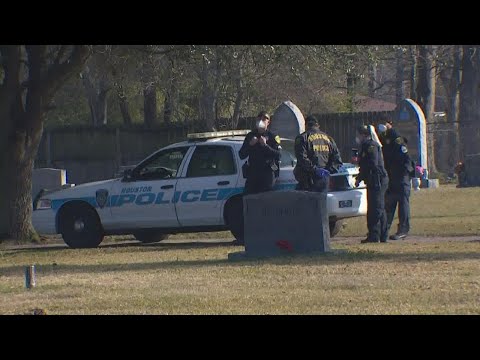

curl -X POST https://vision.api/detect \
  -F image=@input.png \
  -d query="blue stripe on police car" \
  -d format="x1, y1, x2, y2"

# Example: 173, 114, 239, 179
50, 184, 295, 210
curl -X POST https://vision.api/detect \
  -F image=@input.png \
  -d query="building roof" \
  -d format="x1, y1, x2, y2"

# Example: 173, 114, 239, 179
353, 96, 397, 112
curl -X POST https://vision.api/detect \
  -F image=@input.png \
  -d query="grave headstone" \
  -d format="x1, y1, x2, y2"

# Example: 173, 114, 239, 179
233, 191, 330, 258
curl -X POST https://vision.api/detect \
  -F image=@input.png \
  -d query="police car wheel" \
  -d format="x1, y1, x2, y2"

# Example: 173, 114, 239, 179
59, 204, 104, 248
133, 231, 169, 243
329, 220, 342, 238
225, 197, 244, 245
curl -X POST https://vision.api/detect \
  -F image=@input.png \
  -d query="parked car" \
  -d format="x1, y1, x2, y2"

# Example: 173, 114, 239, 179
32, 130, 367, 248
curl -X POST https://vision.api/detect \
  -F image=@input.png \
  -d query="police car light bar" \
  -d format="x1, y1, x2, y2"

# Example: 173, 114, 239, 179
187, 130, 250, 140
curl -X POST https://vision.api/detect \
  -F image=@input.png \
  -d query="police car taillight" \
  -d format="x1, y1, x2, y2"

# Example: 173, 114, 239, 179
187, 130, 250, 140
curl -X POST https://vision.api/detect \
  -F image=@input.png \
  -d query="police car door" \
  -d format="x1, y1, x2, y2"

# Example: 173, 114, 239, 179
175, 144, 240, 226
109, 146, 192, 229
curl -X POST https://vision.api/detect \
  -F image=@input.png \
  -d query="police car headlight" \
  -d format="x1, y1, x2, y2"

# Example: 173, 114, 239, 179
36, 199, 52, 210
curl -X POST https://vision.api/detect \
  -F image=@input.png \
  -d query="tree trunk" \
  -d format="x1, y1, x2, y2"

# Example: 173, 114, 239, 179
416, 45, 438, 174
440, 46, 463, 167
368, 63, 377, 98
82, 69, 109, 127
346, 72, 356, 112
97, 78, 109, 126
6, 126, 43, 241
117, 87, 132, 126
232, 72, 244, 130
0, 107, 43, 241
200, 59, 217, 131
409, 45, 418, 100
459, 45, 480, 185
0, 45, 90, 241
198, 48, 223, 131
82, 69, 99, 126
425, 46, 438, 175
0, 112, 12, 238
164, 58, 177, 125
451, 46, 462, 163
111, 66, 132, 126
164, 91, 173, 125
395, 48, 405, 104
143, 83, 157, 128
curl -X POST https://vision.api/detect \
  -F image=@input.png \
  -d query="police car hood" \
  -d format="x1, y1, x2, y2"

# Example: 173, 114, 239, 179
46, 179, 118, 199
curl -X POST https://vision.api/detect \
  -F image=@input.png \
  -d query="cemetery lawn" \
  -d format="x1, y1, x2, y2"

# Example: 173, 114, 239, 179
340, 184, 480, 237
0, 236, 479, 314
0, 184, 479, 314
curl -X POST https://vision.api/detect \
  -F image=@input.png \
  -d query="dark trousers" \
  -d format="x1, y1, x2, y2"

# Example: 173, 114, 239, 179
367, 177, 389, 241
244, 170, 275, 195
385, 179, 411, 234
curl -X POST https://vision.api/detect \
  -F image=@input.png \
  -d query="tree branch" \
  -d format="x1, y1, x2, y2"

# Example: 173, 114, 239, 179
44, 45, 91, 98
0, 45, 21, 102
129, 45, 177, 56
24, 45, 46, 129
53, 45, 68, 66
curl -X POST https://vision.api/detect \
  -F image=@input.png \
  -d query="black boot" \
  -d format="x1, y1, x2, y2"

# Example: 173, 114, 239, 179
389, 233, 407, 240
361, 238, 380, 243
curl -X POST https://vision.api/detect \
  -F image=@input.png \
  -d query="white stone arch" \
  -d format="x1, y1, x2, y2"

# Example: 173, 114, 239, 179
396, 99, 429, 176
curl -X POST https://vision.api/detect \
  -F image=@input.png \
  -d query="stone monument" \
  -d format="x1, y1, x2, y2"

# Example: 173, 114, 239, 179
228, 191, 331, 259
269, 101, 305, 140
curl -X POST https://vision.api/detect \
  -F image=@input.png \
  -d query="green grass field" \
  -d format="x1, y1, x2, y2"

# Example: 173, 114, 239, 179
0, 184, 479, 314
340, 184, 480, 237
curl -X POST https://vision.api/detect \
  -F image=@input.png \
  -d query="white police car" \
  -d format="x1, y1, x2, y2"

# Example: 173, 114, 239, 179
32, 130, 367, 248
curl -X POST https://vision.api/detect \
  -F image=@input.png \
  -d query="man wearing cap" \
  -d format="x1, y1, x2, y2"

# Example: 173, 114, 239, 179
377, 115, 414, 240
239, 111, 282, 194
293, 115, 343, 192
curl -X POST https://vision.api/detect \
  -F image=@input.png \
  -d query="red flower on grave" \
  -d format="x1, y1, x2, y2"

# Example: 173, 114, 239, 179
276, 240, 293, 252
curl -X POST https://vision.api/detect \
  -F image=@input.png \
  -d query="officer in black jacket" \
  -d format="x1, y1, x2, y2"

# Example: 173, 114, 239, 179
293, 115, 343, 192
377, 115, 414, 240
355, 125, 389, 243
239, 111, 281, 195
384, 134, 414, 240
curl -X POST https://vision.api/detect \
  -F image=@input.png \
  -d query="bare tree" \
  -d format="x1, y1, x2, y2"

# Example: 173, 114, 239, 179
0, 45, 91, 241
415, 45, 438, 174
395, 47, 405, 104
438, 45, 462, 164
81, 63, 110, 127
459, 45, 480, 185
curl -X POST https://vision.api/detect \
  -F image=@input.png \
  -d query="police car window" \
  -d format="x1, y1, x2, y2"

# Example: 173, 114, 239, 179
134, 147, 189, 181
187, 146, 236, 178
280, 149, 296, 168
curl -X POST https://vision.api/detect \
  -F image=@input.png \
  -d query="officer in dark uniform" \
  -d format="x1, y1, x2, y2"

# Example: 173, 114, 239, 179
377, 115, 414, 240
293, 115, 343, 192
384, 133, 414, 240
239, 111, 281, 195
355, 125, 389, 243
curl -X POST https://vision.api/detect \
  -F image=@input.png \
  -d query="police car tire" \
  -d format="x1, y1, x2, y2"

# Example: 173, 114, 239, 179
225, 197, 244, 245
133, 231, 169, 243
329, 220, 342, 238
59, 204, 104, 248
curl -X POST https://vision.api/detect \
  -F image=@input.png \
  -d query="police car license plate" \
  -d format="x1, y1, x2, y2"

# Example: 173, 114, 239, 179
339, 200, 352, 208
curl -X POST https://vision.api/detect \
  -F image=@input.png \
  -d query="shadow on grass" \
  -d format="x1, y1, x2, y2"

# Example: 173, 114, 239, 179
1, 248, 480, 277
1, 240, 237, 254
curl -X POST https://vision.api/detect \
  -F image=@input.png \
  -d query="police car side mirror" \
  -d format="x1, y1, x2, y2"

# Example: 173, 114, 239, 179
123, 169, 134, 182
